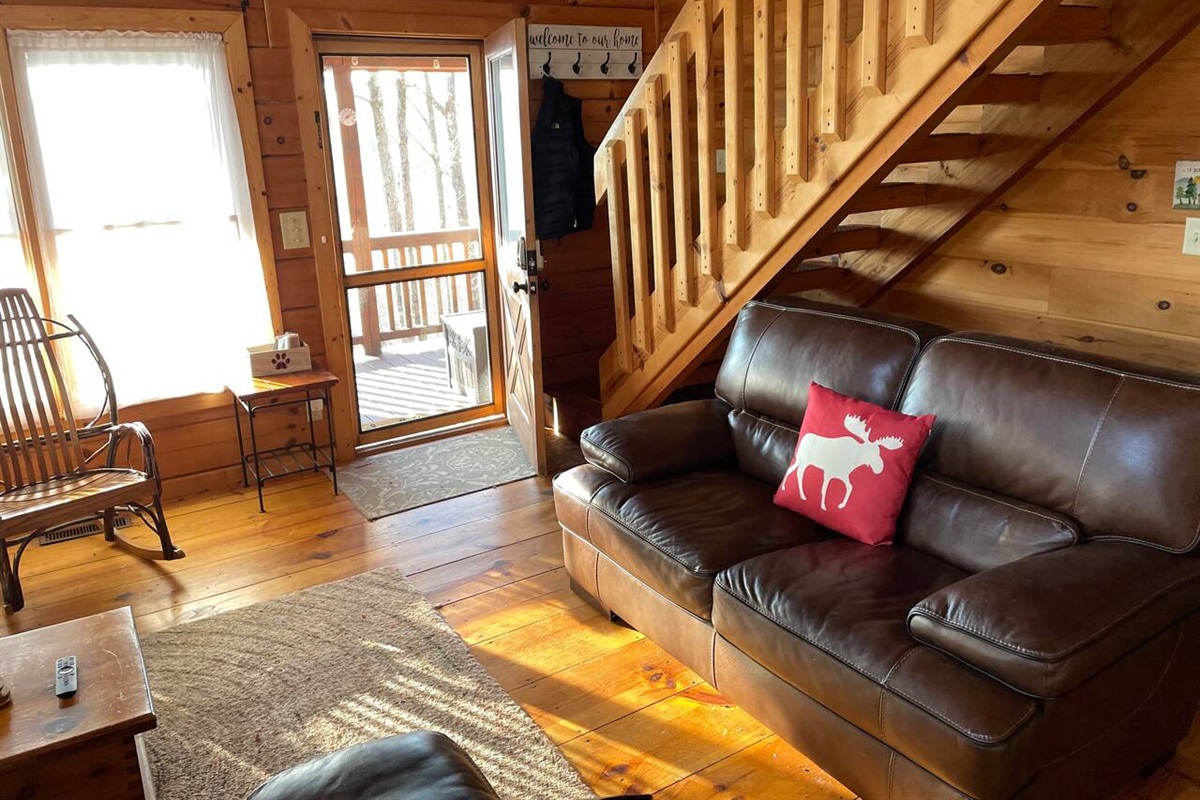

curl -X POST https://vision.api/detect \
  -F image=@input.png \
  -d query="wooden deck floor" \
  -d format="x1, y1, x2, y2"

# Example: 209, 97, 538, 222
1, 472, 1196, 799
353, 337, 489, 429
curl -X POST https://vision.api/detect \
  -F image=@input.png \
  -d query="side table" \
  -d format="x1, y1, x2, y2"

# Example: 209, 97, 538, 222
0, 607, 157, 799
228, 369, 339, 513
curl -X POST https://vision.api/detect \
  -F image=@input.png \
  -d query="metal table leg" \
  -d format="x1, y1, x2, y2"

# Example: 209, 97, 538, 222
248, 403, 265, 513
325, 388, 338, 495
233, 396, 249, 488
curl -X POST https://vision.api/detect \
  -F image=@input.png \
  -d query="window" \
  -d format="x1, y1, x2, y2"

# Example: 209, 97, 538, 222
0, 26, 272, 408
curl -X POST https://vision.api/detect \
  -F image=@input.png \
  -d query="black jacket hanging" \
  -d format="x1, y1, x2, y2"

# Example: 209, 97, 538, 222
531, 76, 596, 240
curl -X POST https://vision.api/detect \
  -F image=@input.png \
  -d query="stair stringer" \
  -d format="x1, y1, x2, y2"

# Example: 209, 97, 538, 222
598, 0, 1067, 419
816, 0, 1200, 308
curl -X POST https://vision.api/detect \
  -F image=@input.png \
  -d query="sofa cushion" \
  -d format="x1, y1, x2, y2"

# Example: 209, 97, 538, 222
898, 472, 1080, 573
553, 465, 827, 618
715, 298, 947, 485
713, 541, 1041, 798
774, 383, 934, 546
900, 333, 1200, 552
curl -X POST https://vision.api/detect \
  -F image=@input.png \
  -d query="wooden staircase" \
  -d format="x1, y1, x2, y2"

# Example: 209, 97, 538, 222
595, 0, 1200, 418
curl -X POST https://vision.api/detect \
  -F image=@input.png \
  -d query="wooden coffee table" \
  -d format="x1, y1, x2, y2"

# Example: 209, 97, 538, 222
0, 607, 157, 798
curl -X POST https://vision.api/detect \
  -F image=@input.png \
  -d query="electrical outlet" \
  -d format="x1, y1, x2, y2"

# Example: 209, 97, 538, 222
1184, 218, 1200, 257
309, 398, 324, 421
715, 149, 727, 174
279, 210, 311, 250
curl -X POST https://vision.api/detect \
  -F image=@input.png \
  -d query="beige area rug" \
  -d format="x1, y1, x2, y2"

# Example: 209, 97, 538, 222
139, 568, 595, 800
337, 426, 537, 520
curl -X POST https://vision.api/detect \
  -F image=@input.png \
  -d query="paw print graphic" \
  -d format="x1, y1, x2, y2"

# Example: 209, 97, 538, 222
272, 352, 291, 370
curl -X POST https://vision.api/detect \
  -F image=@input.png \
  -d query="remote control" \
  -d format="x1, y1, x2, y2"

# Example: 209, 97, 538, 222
54, 655, 76, 699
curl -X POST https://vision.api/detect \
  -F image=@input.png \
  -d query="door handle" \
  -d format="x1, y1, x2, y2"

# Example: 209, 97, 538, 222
512, 278, 549, 295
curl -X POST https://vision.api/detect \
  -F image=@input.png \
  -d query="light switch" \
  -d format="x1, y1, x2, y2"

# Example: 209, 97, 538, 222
715, 149, 727, 174
279, 210, 311, 250
1184, 218, 1200, 257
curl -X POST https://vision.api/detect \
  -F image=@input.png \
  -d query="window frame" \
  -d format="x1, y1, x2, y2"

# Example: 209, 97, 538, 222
0, 6, 282, 332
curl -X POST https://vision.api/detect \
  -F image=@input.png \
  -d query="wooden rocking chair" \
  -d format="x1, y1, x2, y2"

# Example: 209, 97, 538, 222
0, 288, 184, 613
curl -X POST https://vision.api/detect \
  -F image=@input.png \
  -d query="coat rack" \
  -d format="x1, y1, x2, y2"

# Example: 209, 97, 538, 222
527, 25, 643, 81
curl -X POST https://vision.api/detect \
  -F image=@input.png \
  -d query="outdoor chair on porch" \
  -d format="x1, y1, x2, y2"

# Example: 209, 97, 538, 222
0, 288, 184, 612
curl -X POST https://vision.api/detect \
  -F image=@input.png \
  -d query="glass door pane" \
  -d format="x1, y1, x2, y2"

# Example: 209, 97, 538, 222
348, 273, 492, 430
323, 54, 483, 274
488, 50, 524, 250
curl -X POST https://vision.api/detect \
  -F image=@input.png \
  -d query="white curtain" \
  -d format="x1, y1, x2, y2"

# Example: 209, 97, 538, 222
0, 117, 31, 294
7, 29, 273, 408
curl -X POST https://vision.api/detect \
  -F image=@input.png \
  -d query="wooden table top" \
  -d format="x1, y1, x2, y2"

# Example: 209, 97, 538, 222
226, 369, 340, 402
0, 607, 155, 768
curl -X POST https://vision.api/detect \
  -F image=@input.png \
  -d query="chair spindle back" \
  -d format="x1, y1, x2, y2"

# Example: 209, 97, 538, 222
0, 288, 83, 489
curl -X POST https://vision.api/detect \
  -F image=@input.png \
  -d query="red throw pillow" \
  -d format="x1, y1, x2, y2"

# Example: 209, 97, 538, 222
773, 382, 935, 546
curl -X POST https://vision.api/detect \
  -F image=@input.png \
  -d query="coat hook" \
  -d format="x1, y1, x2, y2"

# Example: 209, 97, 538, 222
628, 52, 638, 74
542, 51, 552, 76
572, 52, 582, 75
600, 52, 611, 75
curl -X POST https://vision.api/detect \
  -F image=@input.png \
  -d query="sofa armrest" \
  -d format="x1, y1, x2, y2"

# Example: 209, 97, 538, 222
908, 542, 1200, 697
580, 398, 734, 483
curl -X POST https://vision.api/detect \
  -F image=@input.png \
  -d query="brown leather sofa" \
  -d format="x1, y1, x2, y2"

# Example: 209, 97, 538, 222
553, 297, 1200, 800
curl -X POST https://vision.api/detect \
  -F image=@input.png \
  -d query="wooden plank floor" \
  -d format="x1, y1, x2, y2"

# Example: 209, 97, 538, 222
1, 473, 1196, 799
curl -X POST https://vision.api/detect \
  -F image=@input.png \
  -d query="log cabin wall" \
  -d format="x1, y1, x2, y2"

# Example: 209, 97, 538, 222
873, 28, 1200, 373
0, 0, 657, 497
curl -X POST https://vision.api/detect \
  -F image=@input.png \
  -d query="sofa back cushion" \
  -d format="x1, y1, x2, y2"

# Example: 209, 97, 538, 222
900, 333, 1200, 552
715, 298, 947, 485
898, 472, 1079, 572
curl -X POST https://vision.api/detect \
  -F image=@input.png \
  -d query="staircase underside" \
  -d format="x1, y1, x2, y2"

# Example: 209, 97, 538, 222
595, 0, 1200, 419
815, 0, 1200, 310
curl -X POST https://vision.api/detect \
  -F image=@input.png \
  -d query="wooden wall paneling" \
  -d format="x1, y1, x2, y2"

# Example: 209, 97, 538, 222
878, 290, 1200, 372
939, 212, 1196, 282
257, 102, 303, 156
275, 258, 321, 309
262, 154, 309, 209
1049, 267, 1198, 338
891, 254, 1051, 311
248, 46, 297, 102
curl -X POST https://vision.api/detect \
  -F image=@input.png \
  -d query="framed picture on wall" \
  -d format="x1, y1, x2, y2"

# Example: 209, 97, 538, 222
1173, 160, 1200, 210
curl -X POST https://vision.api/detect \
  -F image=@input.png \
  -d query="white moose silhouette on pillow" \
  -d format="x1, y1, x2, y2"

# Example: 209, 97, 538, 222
783, 414, 905, 511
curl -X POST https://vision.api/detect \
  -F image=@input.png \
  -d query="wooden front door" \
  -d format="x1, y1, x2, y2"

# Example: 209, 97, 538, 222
484, 20, 547, 473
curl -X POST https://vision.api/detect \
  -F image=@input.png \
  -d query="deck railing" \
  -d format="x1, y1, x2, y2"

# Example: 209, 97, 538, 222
346, 227, 485, 356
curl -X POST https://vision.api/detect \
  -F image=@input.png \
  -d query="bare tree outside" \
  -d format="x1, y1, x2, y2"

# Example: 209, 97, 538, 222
394, 74, 415, 238
366, 73, 404, 234
440, 77, 470, 229
419, 73, 449, 229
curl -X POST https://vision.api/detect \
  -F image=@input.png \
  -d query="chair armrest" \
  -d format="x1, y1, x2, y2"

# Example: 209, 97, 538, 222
580, 399, 734, 483
908, 542, 1200, 697
79, 421, 160, 480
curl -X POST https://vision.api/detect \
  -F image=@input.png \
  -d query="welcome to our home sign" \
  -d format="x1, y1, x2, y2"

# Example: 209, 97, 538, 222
527, 25, 644, 81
